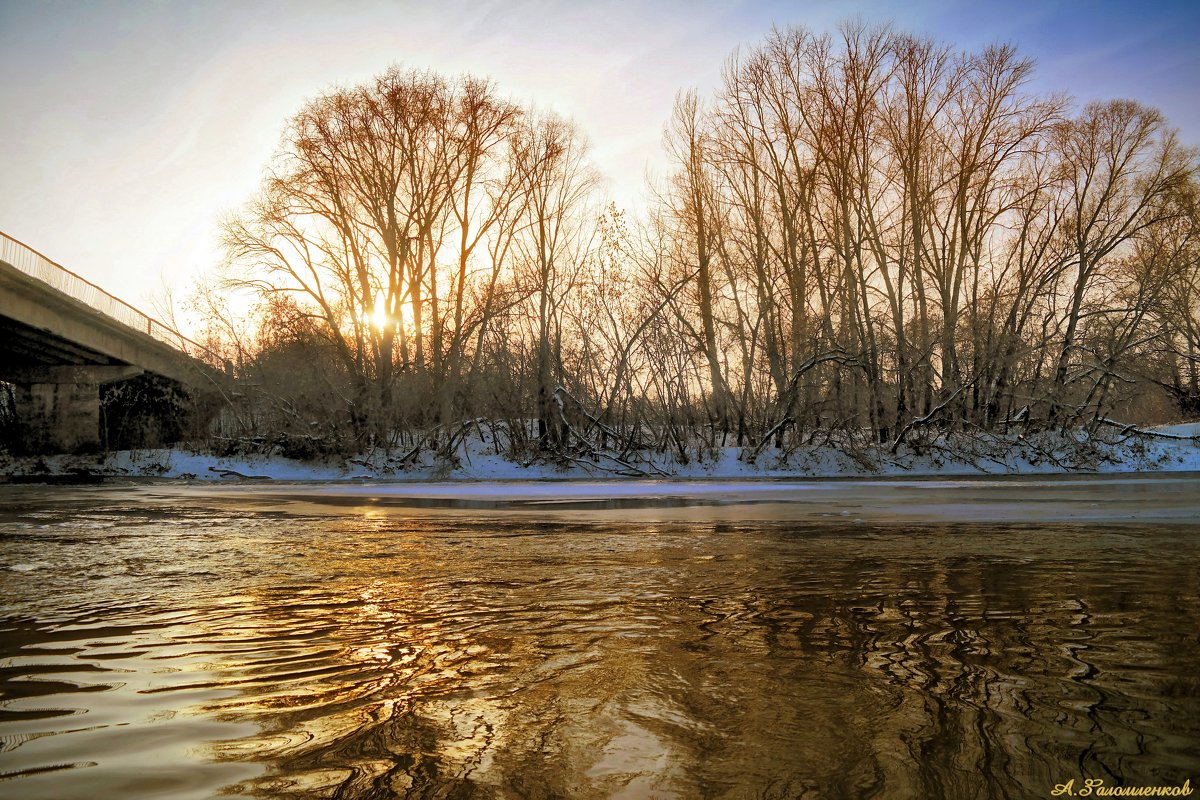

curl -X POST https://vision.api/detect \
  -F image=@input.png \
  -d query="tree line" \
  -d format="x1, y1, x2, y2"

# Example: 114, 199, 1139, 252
196, 22, 1200, 465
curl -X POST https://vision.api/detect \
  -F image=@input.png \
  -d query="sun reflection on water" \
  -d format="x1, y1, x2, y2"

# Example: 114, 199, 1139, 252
1, 494, 1198, 798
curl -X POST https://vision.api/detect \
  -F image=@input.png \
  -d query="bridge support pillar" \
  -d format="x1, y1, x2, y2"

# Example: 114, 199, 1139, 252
9, 365, 142, 453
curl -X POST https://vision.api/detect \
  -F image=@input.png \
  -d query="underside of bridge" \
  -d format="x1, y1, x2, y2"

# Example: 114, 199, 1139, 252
1, 256, 215, 454
1, 316, 144, 452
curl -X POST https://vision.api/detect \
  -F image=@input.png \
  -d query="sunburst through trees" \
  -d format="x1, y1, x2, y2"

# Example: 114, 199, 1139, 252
206, 23, 1200, 464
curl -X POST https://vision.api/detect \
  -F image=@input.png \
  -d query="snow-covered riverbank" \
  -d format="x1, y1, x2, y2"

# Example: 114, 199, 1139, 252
4, 423, 1199, 482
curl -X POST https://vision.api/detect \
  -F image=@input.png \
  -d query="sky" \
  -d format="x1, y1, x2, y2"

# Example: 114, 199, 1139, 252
1, 0, 1198, 332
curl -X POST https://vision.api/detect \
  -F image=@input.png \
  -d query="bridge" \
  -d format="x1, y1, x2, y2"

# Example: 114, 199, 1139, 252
1, 231, 221, 453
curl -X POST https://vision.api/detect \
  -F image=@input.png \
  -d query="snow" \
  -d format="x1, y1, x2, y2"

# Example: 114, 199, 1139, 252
2, 421, 1199, 483
1154, 421, 1200, 438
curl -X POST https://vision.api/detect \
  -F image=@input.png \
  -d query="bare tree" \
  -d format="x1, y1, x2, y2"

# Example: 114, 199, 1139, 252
223, 67, 532, 443
663, 90, 733, 439
1047, 100, 1194, 422
512, 112, 599, 447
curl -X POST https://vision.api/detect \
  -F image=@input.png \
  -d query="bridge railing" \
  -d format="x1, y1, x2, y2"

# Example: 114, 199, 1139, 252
1, 230, 220, 364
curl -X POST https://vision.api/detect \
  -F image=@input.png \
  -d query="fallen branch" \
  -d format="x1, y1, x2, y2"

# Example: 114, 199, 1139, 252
556, 385, 651, 451
552, 387, 668, 477
773, 349, 862, 417
1093, 418, 1200, 441
890, 378, 978, 455
744, 416, 795, 462
207, 466, 272, 479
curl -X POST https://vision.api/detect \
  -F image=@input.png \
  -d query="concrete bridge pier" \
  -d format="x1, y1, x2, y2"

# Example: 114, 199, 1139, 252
9, 365, 142, 453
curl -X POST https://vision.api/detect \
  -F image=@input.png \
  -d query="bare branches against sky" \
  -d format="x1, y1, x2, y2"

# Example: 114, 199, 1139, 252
0, 0, 1197, 305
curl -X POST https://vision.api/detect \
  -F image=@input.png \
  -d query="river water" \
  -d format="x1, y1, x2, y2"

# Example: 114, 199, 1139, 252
1, 477, 1198, 799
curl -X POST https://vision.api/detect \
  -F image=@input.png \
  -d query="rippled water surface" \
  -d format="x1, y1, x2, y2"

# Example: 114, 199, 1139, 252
1, 479, 1199, 799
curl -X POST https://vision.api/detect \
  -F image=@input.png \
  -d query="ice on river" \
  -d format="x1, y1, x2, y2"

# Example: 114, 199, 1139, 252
7, 473, 1196, 525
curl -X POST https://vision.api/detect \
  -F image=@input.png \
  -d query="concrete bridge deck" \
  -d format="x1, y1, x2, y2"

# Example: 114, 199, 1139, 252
1, 231, 220, 452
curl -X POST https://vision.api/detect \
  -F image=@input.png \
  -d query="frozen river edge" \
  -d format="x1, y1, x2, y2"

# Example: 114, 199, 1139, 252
4, 473, 1200, 525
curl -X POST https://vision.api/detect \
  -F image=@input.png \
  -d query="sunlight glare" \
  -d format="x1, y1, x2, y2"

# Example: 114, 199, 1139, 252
371, 296, 389, 331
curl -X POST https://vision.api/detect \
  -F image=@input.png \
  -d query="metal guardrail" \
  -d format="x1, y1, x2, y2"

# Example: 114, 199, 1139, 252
0, 230, 218, 363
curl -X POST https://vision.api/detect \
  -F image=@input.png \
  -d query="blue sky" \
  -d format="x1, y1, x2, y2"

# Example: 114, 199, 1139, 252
1, 0, 1197, 317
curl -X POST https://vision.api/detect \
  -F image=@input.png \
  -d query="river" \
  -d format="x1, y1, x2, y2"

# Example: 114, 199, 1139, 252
2, 476, 1198, 798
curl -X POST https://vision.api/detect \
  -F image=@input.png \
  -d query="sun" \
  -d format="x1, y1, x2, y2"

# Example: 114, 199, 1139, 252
371, 296, 390, 331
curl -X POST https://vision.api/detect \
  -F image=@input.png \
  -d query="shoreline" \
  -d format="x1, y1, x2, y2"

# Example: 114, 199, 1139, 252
4, 430, 1200, 483
5, 472, 1200, 524
7, 468, 1200, 485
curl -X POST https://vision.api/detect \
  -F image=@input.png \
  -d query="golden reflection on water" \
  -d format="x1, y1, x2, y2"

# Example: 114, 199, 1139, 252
0, 488, 1198, 798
